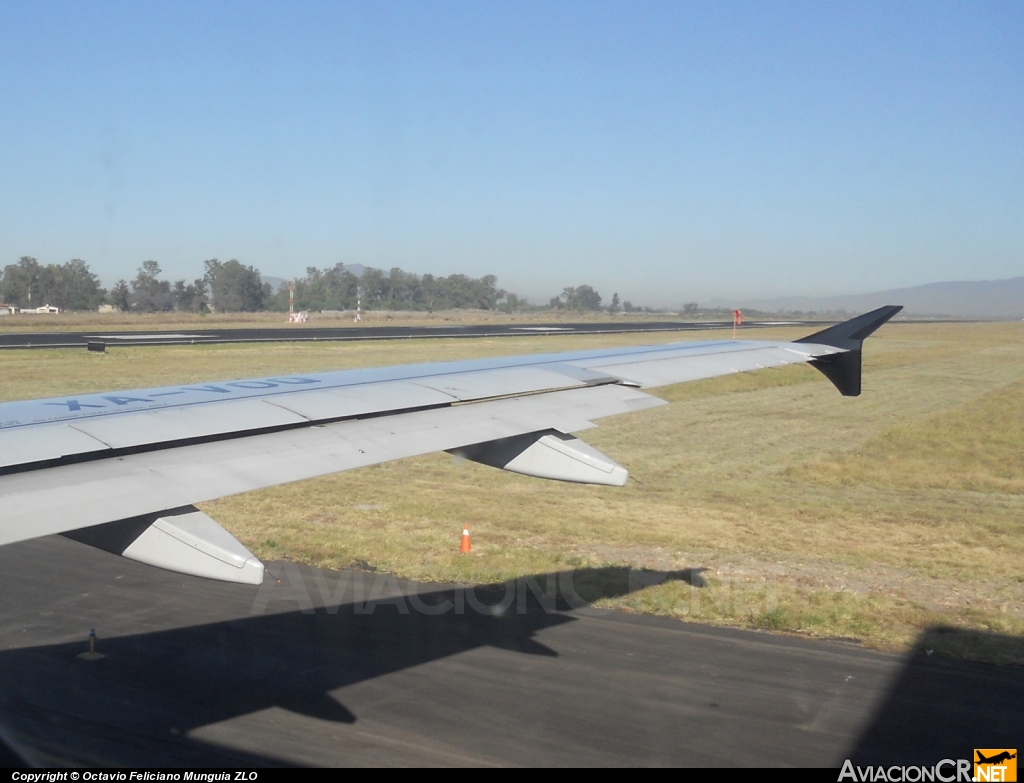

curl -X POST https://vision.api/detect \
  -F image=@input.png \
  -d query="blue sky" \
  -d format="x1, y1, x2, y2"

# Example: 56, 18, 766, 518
0, 1, 1021, 305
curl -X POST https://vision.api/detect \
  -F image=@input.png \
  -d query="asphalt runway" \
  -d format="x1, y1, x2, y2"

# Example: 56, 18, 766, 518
0, 320, 816, 349
0, 537, 1019, 767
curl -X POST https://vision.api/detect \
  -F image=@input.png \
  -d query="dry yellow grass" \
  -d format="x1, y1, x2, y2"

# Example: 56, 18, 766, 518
794, 380, 1024, 494
2, 321, 1022, 661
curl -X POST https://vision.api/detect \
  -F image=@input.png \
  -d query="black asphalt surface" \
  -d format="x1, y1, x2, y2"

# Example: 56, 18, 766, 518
0, 536, 1019, 767
0, 320, 816, 349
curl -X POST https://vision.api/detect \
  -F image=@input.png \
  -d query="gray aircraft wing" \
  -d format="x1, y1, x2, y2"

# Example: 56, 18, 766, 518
0, 306, 901, 584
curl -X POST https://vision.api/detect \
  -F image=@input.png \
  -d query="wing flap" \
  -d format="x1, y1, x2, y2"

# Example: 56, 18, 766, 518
583, 345, 829, 387
0, 384, 664, 546
67, 398, 309, 448
410, 366, 585, 401
0, 371, 587, 471
265, 380, 456, 420
0, 424, 110, 469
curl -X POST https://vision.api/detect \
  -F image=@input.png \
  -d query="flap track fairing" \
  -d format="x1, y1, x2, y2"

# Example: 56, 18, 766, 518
62, 506, 264, 584
450, 430, 628, 486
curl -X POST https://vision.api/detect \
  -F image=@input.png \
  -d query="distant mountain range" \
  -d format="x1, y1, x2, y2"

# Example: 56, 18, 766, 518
708, 277, 1024, 319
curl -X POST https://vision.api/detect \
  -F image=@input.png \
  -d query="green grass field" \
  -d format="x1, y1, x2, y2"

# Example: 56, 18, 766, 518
3, 321, 1022, 661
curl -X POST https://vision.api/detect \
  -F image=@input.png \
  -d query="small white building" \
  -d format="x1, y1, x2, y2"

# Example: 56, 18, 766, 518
32, 305, 60, 314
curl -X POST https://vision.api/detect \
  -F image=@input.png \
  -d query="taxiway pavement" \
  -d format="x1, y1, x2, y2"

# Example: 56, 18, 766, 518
0, 320, 812, 349
0, 536, 1018, 767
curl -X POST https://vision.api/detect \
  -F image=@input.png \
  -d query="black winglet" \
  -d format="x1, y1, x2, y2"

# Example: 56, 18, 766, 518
796, 305, 903, 351
795, 305, 903, 397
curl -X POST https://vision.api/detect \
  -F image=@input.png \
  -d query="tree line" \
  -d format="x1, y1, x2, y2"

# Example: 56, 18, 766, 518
1, 256, 638, 314
2, 257, 283, 314
0, 257, 106, 311
283, 264, 540, 312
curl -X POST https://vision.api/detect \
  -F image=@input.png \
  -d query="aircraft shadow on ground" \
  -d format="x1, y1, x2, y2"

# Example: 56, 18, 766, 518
846, 626, 1024, 766
5, 563, 1019, 768
0, 564, 700, 767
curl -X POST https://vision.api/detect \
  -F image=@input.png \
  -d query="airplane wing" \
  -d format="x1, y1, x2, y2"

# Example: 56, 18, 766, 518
0, 306, 901, 585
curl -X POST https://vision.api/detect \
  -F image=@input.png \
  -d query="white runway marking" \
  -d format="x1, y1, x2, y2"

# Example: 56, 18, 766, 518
92, 334, 205, 340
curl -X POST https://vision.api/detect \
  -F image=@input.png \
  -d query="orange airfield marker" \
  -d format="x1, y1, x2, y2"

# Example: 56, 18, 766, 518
732, 308, 742, 339
459, 525, 472, 554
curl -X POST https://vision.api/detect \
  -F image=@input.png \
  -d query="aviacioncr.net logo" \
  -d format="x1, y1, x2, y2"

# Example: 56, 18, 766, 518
839, 759, 973, 782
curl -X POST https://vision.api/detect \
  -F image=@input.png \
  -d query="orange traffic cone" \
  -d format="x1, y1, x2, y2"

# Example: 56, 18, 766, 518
459, 525, 471, 554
